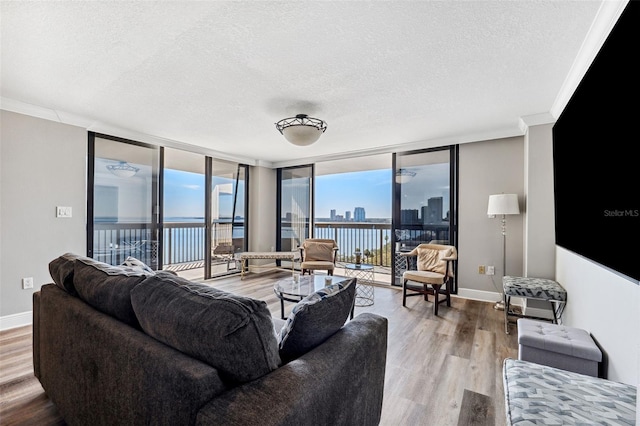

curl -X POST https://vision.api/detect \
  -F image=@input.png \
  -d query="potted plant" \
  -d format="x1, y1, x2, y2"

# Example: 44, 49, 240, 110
354, 248, 362, 265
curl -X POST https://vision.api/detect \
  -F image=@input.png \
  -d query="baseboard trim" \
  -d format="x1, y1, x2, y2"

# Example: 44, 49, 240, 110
456, 288, 524, 307
0, 311, 32, 331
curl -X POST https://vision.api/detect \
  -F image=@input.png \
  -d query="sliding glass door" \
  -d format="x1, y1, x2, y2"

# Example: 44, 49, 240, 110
163, 148, 206, 274
209, 159, 248, 278
392, 146, 458, 288
88, 133, 248, 279
277, 165, 313, 257
88, 134, 160, 269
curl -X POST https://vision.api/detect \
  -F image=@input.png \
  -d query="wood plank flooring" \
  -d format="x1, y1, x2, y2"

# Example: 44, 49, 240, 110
0, 270, 519, 425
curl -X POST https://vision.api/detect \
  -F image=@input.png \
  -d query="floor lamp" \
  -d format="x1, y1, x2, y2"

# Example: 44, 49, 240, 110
487, 194, 520, 310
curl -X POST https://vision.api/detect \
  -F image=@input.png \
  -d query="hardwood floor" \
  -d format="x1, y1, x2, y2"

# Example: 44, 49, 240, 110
0, 270, 519, 425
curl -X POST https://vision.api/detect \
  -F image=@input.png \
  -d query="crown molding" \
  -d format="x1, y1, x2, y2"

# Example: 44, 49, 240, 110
551, 0, 629, 120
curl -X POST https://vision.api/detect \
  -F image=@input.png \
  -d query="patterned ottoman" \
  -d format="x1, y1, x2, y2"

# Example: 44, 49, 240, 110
503, 358, 636, 425
503, 276, 567, 334
517, 318, 602, 377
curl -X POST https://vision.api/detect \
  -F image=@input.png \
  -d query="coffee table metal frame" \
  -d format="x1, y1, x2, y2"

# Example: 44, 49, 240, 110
344, 263, 375, 307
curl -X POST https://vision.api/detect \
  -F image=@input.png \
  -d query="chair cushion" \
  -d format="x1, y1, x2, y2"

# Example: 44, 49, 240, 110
130, 272, 281, 384
300, 260, 335, 270
73, 256, 154, 328
416, 247, 453, 275
304, 241, 335, 261
278, 278, 356, 362
403, 270, 445, 285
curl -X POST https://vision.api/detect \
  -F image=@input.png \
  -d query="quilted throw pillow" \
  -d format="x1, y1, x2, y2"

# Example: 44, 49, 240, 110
278, 278, 356, 362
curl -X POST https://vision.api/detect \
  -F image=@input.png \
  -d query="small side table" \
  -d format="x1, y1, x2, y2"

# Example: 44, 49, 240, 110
503, 276, 567, 335
344, 263, 375, 307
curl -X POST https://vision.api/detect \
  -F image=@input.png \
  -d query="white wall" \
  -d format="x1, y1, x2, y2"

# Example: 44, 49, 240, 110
556, 247, 639, 385
457, 137, 525, 301
0, 111, 86, 327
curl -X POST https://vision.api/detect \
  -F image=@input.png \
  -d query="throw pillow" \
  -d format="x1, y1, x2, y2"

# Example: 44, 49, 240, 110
73, 256, 154, 328
130, 273, 281, 384
278, 277, 356, 362
48, 252, 83, 295
304, 241, 335, 262
417, 247, 453, 275
121, 256, 154, 273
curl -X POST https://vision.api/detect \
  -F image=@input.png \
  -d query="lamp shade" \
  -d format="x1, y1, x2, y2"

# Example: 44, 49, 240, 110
281, 125, 323, 146
487, 194, 520, 215
275, 114, 327, 146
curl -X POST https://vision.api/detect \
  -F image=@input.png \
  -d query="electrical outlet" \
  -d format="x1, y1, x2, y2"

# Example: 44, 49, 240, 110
22, 277, 34, 289
478, 265, 485, 274
486, 265, 495, 275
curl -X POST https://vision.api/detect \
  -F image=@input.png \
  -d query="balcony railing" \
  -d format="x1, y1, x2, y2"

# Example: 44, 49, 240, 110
93, 221, 449, 273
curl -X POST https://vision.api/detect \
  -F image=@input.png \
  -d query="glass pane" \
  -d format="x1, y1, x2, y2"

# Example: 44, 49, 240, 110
211, 159, 246, 277
393, 149, 452, 285
163, 148, 205, 278
314, 154, 393, 280
93, 137, 159, 269
279, 166, 312, 252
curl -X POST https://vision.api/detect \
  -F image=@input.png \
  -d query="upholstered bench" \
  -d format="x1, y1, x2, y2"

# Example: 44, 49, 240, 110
503, 358, 636, 425
503, 275, 567, 334
517, 318, 602, 377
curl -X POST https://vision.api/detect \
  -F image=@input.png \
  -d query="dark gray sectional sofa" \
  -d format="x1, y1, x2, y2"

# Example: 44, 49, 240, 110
33, 253, 388, 425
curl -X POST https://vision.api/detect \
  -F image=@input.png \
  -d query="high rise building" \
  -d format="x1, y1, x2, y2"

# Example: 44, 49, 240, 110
422, 197, 444, 223
354, 207, 366, 222
345, 211, 351, 221
330, 209, 336, 221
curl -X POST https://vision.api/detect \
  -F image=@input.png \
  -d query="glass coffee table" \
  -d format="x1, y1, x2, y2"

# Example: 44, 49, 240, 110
274, 274, 353, 320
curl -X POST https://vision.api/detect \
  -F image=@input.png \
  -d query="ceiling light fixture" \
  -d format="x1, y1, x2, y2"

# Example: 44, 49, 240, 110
106, 161, 139, 178
275, 114, 327, 146
395, 168, 416, 184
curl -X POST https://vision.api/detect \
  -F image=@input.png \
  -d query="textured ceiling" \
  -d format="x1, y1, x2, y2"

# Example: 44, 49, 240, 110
0, 1, 614, 167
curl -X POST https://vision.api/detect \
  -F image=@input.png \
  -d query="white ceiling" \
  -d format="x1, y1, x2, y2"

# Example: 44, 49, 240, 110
0, 1, 625, 168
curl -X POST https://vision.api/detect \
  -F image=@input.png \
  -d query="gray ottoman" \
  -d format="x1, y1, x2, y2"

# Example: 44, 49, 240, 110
517, 318, 602, 377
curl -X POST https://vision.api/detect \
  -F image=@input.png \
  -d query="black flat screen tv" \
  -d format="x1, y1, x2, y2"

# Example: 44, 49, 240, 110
552, 0, 639, 282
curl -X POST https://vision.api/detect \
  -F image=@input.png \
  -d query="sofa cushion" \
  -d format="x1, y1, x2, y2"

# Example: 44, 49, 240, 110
73, 256, 153, 328
278, 278, 356, 362
49, 252, 83, 295
130, 273, 281, 384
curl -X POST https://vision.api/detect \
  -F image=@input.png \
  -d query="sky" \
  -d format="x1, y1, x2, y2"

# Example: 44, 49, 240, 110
315, 169, 392, 218
163, 165, 449, 221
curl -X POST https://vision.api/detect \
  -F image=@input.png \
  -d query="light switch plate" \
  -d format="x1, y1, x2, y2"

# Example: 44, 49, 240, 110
56, 206, 72, 218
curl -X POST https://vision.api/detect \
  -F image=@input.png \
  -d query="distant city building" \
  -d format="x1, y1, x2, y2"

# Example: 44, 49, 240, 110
354, 207, 366, 222
335, 214, 344, 221
345, 211, 351, 221
422, 197, 444, 224
330, 209, 336, 221
400, 209, 419, 224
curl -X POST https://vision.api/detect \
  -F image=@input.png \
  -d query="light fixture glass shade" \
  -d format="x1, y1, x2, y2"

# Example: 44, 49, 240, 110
106, 161, 139, 178
487, 194, 520, 215
275, 114, 327, 146
395, 168, 417, 184
281, 125, 323, 146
